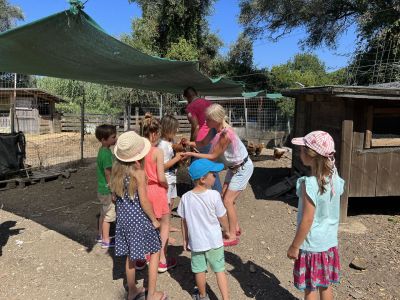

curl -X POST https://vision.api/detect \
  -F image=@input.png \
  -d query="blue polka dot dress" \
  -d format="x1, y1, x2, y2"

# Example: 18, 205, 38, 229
115, 176, 161, 261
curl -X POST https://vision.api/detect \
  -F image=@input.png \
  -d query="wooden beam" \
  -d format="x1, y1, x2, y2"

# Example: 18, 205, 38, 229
364, 105, 373, 149
371, 138, 400, 147
340, 120, 353, 223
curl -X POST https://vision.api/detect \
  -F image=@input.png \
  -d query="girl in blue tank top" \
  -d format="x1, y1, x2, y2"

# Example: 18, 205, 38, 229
288, 131, 345, 300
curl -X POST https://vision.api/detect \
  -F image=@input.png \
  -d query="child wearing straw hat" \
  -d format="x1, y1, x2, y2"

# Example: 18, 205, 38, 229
111, 131, 168, 300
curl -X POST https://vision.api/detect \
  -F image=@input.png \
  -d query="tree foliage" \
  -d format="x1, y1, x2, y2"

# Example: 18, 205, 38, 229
0, 0, 23, 32
269, 53, 332, 90
239, 0, 400, 49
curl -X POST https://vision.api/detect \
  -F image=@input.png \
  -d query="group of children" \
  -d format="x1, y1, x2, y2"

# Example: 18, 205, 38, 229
95, 104, 345, 300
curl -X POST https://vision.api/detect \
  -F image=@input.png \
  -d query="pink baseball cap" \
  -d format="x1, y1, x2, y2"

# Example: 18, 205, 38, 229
291, 131, 335, 158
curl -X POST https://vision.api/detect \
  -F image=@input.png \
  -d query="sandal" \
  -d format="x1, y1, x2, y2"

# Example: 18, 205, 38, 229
223, 238, 239, 247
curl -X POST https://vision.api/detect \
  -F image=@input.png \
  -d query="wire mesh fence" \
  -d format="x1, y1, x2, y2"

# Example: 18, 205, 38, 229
207, 96, 293, 146
0, 73, 293, 174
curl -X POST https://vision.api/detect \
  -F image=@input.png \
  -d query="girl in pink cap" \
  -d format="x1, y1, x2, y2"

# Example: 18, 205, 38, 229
288, 131, 345, 300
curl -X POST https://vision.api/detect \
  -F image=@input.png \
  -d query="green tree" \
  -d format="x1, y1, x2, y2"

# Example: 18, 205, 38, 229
239, 0, 400, 49
0, 0, 23, 32
126, 0, 222, 75
270, 53, 331, 90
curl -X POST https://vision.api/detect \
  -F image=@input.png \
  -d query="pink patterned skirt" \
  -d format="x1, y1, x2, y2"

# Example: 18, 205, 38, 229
293, 246, 340, 291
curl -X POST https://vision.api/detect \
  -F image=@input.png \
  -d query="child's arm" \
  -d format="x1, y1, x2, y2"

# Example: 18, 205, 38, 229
155, 149, 168, 189
104, 168, 111, 187
183, 134, 230, 161
287, 182, 315, 260
181, 218, 189, 251
164, 152, 183, 170
134, 165, 160, 229
218, 214, 230, 239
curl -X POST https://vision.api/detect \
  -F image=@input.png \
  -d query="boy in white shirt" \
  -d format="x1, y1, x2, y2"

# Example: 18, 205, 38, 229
178, 159, 230, 300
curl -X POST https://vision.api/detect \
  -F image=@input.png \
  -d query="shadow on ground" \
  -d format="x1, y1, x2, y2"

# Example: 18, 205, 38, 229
225, 251, 297, 300
0, 220, 24, 256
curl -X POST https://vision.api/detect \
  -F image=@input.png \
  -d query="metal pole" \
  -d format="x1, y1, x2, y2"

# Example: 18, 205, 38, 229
243, 97, 248, 137
10, 73, 17, 133
160, 94, 163, 117
80, 92, 85, 161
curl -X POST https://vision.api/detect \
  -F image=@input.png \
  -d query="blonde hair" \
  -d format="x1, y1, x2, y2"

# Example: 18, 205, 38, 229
110, 159, 142, 198
161, 115, 179, 139
304, 147, 335, 194
206, 104, 230, 127
141, 112, 160, 138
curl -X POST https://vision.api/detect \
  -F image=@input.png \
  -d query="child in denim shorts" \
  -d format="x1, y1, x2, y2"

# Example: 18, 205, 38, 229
178, 159, 230, 300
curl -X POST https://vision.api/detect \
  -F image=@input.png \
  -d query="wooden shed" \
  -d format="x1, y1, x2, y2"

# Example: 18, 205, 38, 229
282, 84, 400, 222
0, 88, 64, 134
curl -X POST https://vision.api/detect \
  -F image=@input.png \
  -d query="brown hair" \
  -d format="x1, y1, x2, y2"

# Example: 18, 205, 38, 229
95, 124, 116, 141
183, 86, 197, 98
161, 115, 179, 139
141, 112, 160, 138
303, 147, 335, 194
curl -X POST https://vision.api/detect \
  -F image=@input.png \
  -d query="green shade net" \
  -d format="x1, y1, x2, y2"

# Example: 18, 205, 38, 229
0, 8, 244, 96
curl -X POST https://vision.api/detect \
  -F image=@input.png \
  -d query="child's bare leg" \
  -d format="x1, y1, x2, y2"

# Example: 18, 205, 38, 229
319, 286, 333, 300
195, 272, 207, 298
169, 198, 180, 232
223, 189, 241, 241
304, 289, 318, 300
126, 257, 142, 300
159, 214, 170, 263
102, 221, 111, 243
147, 251, 165, 300
216, 272, 229, 300
98, 214, 104, 236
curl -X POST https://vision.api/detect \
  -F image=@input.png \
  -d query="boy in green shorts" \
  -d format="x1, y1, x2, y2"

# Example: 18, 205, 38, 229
177, 159, 230, 300
95, 124, 117, 249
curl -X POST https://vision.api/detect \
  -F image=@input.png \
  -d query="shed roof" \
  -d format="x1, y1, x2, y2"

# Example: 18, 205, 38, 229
282, 85, 400, 101
0, 88, 66, 102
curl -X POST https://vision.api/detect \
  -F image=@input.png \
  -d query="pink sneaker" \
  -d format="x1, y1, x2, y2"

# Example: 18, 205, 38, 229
158, 257, 177, 273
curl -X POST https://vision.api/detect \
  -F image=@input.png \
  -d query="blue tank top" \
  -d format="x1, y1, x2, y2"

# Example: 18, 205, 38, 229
296, 173, 345, 252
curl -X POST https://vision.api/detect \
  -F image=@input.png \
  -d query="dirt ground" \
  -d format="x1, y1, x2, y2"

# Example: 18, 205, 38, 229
0, 151, 399, 300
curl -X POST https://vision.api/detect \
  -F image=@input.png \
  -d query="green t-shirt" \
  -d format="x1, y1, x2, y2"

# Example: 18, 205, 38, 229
96, 147, 113, 195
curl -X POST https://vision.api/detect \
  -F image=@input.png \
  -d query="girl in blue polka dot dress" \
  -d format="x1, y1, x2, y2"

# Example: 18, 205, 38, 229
111, 131, 168, 300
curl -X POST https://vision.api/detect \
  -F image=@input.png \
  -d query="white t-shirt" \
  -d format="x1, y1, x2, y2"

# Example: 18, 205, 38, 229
177, 189, 226, 252
158, 139, 176, 184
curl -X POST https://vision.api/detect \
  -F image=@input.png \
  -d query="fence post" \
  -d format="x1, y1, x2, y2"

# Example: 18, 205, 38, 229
228, 109, 232, 126
10, 73, 17, 133
127, 103, 131, 130
160, 94, 163, 117
244, 98, 248, 137
80, 93, 85, 161
135, 107, 139, 133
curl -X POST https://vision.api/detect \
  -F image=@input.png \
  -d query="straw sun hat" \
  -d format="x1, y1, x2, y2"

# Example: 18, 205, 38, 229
114, 131, 151, 162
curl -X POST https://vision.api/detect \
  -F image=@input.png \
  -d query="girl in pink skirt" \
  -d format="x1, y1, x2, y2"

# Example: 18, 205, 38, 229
288, 131, 345, 299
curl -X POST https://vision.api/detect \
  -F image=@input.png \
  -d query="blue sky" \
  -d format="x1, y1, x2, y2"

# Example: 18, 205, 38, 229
12, 0, 357, 72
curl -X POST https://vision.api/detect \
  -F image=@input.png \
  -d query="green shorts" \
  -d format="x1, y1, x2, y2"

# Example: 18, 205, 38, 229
191, 246, 225, 273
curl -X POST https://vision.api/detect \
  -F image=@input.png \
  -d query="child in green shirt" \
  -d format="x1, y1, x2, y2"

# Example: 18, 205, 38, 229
95, 124, 117, 249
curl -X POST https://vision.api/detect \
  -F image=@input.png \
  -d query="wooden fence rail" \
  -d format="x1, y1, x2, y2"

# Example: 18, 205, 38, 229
61, 113, 190, 133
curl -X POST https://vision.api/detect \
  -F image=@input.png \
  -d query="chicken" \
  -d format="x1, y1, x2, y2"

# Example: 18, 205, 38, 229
246, 141, 256, 156
255, 143, 265, 156
273, 147, 288, 159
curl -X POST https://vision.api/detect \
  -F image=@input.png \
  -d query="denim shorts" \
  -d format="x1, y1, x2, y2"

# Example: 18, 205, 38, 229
224, 158, 254, 191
